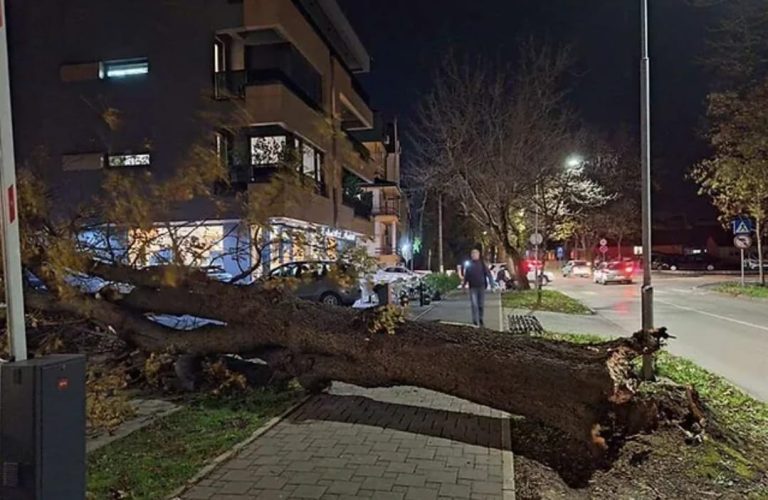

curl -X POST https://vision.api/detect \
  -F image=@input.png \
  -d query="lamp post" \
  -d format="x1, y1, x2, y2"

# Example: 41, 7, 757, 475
640, 0, 655, 380
0, 0, 28, 361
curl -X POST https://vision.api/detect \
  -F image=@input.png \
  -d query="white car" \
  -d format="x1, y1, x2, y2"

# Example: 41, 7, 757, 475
373, 265, 420, 284
593, 261, 635, 285
561, 260, 592, 278
745, 257, 768, 270
488, 263, 554, 287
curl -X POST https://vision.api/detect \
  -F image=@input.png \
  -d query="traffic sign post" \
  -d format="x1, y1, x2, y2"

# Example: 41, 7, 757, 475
0, 0, 27, 361
734, 234, 753, 287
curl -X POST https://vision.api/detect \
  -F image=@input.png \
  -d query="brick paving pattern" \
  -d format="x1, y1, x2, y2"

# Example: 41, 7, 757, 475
181, 383, 509, 500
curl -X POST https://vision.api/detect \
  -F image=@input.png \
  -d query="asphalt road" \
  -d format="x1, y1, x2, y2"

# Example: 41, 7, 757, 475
553, 273, 768, 402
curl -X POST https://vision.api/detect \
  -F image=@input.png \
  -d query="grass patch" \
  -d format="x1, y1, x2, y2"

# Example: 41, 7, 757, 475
714, 283, 768, 299
87, 388, 301, 500
502, 290, 592, 315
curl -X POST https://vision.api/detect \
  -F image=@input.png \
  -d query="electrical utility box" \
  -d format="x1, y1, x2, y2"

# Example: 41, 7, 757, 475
0, 355, 86, 500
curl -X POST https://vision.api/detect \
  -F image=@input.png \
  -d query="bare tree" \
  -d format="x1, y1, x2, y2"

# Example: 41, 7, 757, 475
411, 45, 576, 287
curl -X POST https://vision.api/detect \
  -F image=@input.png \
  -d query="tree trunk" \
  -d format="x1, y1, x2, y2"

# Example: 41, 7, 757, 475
757, 218, 764, 286
617, 234, 624, 259
28, 275, 696, 451
502, 241, 530, 290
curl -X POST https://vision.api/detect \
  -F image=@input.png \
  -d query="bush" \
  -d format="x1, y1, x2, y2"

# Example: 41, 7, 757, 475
424, 273, 461, 295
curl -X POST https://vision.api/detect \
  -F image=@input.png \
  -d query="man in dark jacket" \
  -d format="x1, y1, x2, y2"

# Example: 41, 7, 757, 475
463, 248, 493, 327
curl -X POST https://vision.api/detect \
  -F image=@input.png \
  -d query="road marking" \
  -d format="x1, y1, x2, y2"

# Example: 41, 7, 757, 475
657, 299, 768, 332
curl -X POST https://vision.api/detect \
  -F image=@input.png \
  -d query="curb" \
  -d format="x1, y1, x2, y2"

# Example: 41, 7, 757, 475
167, 394, 313, 500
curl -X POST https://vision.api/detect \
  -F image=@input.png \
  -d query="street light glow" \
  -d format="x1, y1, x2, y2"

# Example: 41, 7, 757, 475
565, 155, 582, 169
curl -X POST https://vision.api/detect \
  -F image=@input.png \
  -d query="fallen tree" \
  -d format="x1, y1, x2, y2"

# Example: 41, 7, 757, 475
23, 260, 706, 454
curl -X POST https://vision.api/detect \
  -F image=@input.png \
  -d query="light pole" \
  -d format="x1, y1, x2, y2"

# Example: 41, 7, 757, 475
640, 0, 655, 380
0, 0, 28, 361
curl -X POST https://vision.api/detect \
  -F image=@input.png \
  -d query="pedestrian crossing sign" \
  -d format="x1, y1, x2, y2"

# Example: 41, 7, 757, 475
731, 217, 754, 235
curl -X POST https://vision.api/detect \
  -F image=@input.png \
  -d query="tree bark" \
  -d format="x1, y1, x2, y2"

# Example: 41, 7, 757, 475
757, 218, 764, 286
25, 265, 704, 452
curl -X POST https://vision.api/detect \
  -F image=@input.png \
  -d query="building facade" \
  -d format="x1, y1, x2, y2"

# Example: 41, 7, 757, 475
7, 0, 403, 276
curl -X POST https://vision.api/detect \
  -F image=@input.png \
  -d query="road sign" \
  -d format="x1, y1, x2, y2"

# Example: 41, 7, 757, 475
734, 234, 753, 249
731, 216, 754, 235
599, 238, 608, 246
556, 246, 564, 260
599, 245, 609, 254
529, 232, 543, 246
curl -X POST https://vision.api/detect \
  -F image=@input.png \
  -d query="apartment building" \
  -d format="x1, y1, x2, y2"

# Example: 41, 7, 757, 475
7, 0, 403, 276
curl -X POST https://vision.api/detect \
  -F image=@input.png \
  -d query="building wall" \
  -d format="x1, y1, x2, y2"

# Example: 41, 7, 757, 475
7, 0, 243, 219
7, 0, 380, 236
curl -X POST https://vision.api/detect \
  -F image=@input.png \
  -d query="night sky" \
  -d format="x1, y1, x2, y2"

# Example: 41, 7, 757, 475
338, 0, 724, 219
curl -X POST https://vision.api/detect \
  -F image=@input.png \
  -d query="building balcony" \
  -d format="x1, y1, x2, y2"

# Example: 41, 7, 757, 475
371, 203, 400, 219
338, 203, 374, 236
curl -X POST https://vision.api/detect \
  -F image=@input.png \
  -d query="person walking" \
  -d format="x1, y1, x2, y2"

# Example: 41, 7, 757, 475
463, 248, 493, 327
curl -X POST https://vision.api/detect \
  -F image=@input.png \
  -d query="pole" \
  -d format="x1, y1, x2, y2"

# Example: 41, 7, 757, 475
535, 184, 542, 302
437, 193, 444, 273
0, 0, 28, 361
740, 248, 745, 287
640, 0, 654, 380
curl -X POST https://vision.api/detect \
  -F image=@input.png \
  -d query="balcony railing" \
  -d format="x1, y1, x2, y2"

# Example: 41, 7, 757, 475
214, 70, 248, 99
372, 202, 400, 217
214, 69, 322, 112
229, 164, 326, 196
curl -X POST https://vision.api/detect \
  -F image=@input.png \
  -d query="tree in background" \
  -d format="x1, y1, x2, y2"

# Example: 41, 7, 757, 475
692, 80, 768, 285
410, 44, 574, 288
692, 0, 768, 285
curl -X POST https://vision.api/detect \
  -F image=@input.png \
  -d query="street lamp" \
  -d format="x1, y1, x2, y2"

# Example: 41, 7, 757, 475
565, 155, 583, 170
640, 0, 655, 380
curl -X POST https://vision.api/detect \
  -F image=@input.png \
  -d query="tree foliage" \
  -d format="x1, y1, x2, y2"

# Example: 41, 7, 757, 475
692, 79, 768, 283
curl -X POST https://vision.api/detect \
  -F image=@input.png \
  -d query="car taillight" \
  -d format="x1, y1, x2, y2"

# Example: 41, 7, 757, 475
625, 266, 633, 273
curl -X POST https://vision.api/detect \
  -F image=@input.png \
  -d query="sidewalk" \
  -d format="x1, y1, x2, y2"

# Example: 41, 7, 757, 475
415, 290, 504, 330
179, 294, 513, 500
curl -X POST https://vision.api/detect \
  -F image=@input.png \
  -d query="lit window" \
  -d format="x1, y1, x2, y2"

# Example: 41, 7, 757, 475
302, 143, 316, 179
108, 153, 150, 167
251, 136, 286, 165
100, 58, 149, 79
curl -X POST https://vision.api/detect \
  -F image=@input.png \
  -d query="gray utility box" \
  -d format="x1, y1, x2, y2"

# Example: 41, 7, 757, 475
0, 355, 86, 500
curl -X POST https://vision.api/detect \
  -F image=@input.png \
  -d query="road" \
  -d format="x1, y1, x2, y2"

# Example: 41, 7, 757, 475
553, 274, 768, 402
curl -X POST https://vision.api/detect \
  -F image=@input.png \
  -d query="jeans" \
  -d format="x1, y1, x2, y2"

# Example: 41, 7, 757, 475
469, 287, 485, 327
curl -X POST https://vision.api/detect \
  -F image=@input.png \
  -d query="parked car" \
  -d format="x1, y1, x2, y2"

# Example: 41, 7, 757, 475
561, 260, 592, 278
745, 256, 768, 270
373, 265, 419, 284
488, 263, 554, 288
593, 261, 635, 285
658, 254, 719, 271
269, 260, 361, 306
200, 265, 233, 282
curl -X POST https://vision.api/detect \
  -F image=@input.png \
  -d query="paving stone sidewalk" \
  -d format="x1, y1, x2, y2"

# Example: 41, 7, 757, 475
180, 294, 512, 500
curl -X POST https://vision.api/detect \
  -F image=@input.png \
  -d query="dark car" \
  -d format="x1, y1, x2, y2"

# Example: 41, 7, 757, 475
269, 260, 361, 306
658, 254, 719, 271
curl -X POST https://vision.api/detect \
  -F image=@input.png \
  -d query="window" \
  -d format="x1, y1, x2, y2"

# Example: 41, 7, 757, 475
214, 132, 229, 166
302, 143, 316, 179
214, 39, 226, 73
100, 58, 149, 79
251, 136, 286, 166
108, 153, 150, 167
